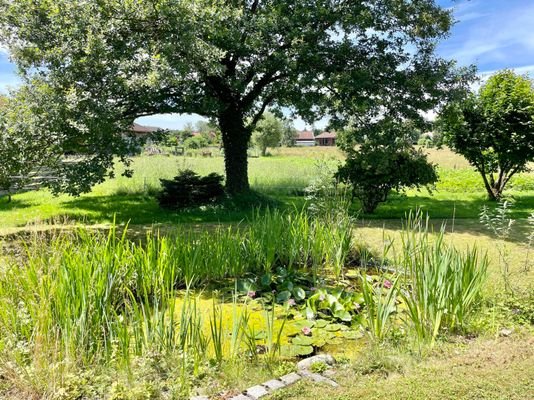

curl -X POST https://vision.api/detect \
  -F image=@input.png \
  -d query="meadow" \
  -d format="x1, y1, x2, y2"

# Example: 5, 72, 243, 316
0, 146, 533, 400
1, 147, 534, 231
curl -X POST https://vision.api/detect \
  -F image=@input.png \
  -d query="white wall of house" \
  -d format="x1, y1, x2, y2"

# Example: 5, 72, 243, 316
295, 140, 316, 146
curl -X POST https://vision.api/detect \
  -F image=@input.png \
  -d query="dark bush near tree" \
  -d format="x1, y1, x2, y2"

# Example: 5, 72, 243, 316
157, 170, 225, 209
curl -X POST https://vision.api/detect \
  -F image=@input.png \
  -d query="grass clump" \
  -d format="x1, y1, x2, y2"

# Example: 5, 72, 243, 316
398, 212, 489, 346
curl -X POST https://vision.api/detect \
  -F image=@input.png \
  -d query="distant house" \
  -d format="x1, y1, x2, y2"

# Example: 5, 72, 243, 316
315, 131, 337, 146
130, 123, 160, 137
295, 130, 315, 146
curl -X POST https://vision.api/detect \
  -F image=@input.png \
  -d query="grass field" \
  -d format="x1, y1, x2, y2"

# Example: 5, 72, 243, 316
1, 146, 533, 399
1, 147, 534, 231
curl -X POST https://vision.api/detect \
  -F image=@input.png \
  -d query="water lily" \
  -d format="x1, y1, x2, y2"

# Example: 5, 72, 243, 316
247, 290, 256, 298
383, 280, 393, 289
288, 298, 296, 307
301, 326, 312, 336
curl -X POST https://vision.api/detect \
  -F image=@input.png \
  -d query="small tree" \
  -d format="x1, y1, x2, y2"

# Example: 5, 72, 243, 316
0, 90, 59, 200
438, 70, 534, 200
252, 112, 284, 156
336, 120, 437, 213
280, 120, 298, 147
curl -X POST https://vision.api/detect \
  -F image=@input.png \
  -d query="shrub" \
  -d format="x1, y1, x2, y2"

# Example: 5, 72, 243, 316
336, 145, 437, 213
183, 135, 208, 149
157, 169, 225, 209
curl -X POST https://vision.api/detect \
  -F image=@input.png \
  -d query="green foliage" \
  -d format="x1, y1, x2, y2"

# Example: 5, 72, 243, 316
479, 200, 516, 292
157, 169, 225, 209
398, 212, 488, 347
183, 135, 208, 150
439, 70, 534, 200
0, 0, 468, 194
252, 112, 285, 156
305, 288, 364, 323
310, 361, 328, 374
337, 142, 438, 213
360, 275, 398, 342
280, 119, 298, 147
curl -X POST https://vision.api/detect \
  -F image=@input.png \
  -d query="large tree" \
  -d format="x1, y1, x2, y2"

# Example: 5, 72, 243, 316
438, 70, 534, 200
0, 0, 468, 194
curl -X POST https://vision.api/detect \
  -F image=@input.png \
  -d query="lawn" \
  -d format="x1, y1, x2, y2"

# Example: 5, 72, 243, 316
1, 147, 534, 231
1, 146, 533, 400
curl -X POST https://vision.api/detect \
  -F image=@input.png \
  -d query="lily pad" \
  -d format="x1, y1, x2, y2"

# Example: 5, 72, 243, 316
276, 290, 291, 302
334, 310, 352, 322
314, 319, 329, 328
341, 330, 365, 340
311, 337, 326, 347
282, 344, 314, 357
325, 323, 343, 332
292, 335, 314, 346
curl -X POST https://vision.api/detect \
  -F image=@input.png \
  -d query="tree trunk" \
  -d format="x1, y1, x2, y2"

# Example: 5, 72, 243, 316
480, 171, 498, 201
219, 109, 252, 194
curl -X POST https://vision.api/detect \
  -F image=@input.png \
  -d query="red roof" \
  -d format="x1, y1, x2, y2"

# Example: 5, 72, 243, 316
315, 131, 336, 139
131, 123, 160, 134
296, 130, 315, 140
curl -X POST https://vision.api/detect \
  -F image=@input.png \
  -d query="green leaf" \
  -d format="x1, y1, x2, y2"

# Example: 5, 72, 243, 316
260, 273, 272, 287
293, 287, 306, 301
325, 323, 343, 332
314, 319, 329, 328
292, 335, 314, 346
276, 290, 291, 303
341, 330, 364, 340
334, 310, 352, 322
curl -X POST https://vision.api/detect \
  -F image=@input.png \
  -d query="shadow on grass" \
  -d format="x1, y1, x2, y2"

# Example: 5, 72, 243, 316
0, 197, 32, 211
58, 190, 296, 226
357, 194, 534, 245
359, 192, 534, 220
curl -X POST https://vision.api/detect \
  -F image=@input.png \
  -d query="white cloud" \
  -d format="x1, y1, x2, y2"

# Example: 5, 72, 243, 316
441, 0, 534, 67
135, 113, 208, 130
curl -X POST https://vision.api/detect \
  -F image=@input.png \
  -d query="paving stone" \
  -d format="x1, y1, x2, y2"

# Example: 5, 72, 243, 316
262, 379, 286, 391
190, 396, 209, 400
279, 372, 302, 386
297, 354, 336, 371
300, 370, 339, 387
245, 385, 270, 399
229, 395, 252, 400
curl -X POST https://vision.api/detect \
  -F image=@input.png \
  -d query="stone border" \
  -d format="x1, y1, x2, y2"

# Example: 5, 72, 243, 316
190, 354, 338, 400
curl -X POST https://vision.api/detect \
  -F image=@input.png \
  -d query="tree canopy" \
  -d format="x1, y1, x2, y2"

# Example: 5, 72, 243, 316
438, 70, 534, 200
0, 0, 470, 195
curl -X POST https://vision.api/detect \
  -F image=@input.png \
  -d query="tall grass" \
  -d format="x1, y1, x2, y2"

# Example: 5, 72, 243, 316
0, 207, 354, 396
398, 212, 488, 346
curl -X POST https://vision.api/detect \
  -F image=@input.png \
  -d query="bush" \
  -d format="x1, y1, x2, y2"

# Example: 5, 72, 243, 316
183, 135, 208, 149
157, 169, 225, 209
336, 145, 437, 213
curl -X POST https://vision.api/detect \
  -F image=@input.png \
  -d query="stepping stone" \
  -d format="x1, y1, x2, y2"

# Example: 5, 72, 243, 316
279, 372, 302, 386
297, 354, 336, 371
245, 385, 270, 399
299, 370, 339, 387
262, 379, 286, 391
230, 395, 252, 400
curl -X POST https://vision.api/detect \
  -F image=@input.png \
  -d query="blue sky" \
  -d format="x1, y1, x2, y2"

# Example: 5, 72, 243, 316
1, 0, 533, 129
